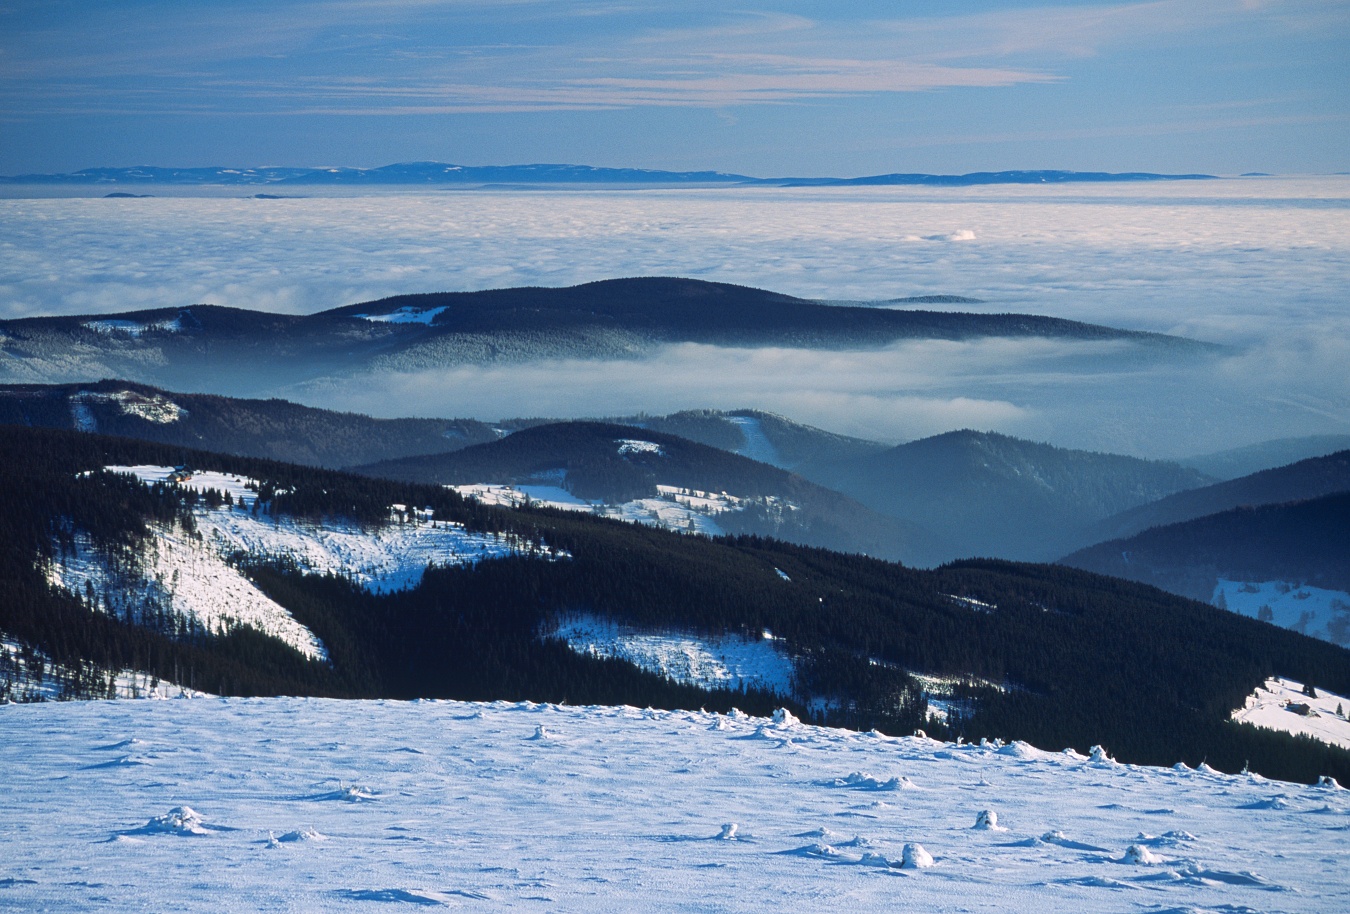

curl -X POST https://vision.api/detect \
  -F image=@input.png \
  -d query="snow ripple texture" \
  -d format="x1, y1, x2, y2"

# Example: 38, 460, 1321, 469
2, 699, 1346, 912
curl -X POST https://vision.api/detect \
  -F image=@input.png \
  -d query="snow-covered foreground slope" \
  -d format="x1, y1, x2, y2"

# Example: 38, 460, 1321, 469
1232, 676, 1350, 750
4, 699, 1348, 913
1215, 579, 1350, 648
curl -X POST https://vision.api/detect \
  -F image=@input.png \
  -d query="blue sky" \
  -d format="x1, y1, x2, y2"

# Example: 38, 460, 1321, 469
2, 0, 1347, 174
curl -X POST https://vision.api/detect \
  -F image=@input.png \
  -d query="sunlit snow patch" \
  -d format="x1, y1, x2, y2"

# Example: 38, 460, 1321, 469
353, 305, 447, 324
71, 389, 187, 431
549, 614, 795, 695
1231, 676, 1350, 750
617, 438, 664, 456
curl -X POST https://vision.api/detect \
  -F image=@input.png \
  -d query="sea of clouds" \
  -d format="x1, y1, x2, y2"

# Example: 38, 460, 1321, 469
2, 179, 1347, 456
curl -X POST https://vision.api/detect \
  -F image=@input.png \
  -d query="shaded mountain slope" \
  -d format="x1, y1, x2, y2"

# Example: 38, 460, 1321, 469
1091, 450, 1350, 544
1061, 492, 1350, 645
0, 380, 501, 467
796, 429, 1213, 563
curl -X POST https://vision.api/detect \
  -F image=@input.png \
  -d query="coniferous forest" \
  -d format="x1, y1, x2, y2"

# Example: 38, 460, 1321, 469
2, 424, 1348, 784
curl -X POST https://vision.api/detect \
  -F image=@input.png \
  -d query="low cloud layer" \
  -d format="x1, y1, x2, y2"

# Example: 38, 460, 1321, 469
2, 180, 1347, 457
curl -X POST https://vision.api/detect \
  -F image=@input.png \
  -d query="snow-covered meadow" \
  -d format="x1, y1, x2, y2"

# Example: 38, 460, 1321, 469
3, 697, 1349, 912
1215, 579, 1350, 648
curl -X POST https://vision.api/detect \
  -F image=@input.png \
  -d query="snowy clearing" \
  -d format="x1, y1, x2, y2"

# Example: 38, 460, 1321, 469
549, 614, 796, 695
616, 438, 664, 456
353, 305, 447, 325
99, 466, 563, 594
1232, 676, 1350, 751
71, 389, 187, 431
453, 481, 793, 538
44, 467, 565, 660
1215, 579, 1350, 648
727, 415, 782, 465
81, 316, 183, 336
2, 698, 1347, 912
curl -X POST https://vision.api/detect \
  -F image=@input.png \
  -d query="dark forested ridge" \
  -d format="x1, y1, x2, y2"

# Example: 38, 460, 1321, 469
609, 408, 887, 470
324, 277, 1214, 349
1090, 450, 1350, 544
2, 425, 1348, 784
1063, 491, 1350, 600
0, 380, 501, 467
796, 429, 1214, 563
0, 278, 1221, 395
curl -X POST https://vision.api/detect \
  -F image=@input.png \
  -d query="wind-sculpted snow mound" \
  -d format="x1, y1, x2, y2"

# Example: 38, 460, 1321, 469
4, 698, 1344, 912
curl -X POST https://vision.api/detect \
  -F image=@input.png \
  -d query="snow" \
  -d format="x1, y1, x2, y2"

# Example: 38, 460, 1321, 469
82, 316, 182, 336
352, 305, 447, 325
549, 613, 796, 695
44, 467, 565, 662
945, 594, 998, 613
1214, 579, 1350, 647
452, 483, 595, 513
100, 466, 564, 594
727, 415, 782, 466
616, 438, 664, 456
46, 525, 331, 662
0, 638, 207, 703
71, 389, 187, 426
1231, 676, 1350, 751
3, 697, 1347, 912
453, 482, 789, 538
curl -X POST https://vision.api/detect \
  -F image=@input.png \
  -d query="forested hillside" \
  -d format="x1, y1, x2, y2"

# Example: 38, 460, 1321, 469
3, 426, 1348, 783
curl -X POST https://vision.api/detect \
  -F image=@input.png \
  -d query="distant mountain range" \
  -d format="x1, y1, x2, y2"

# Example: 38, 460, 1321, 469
795, 430, 1215, 563
0, 277, 1217, 395
0, 162, 1218, 187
